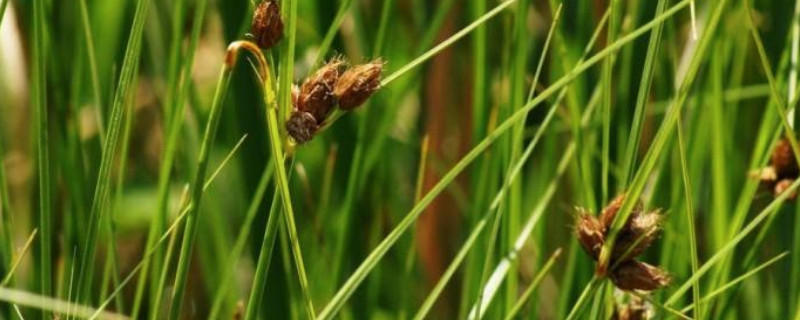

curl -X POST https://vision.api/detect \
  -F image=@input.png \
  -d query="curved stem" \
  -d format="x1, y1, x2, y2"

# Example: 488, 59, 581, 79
228, 40, 317, 319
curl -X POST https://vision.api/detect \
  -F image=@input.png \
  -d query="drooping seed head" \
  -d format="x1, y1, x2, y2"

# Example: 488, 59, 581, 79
609, 260, 671, 291
334, 59, 384, 110
298, 59, 344, 123
575, 212, 605, 260
771, 139, 799, 179
251, 1, 284, 50
286, 111, 318, 144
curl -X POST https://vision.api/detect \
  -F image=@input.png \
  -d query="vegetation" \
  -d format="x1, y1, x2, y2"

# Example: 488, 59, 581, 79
0, 0, 799, 318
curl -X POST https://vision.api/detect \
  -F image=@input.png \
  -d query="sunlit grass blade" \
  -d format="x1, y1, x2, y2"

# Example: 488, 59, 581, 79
1, 229, 38, 286
0, 287, 127, 320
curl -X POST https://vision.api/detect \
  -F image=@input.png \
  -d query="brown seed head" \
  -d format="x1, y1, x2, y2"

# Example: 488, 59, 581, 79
612, 210, 662, 263
298, 59, 344, 122
771, 139, 799, 179
600, 194, 644, 232
609, 260, 670, 291
251, 1, 284, 50
286, 112, 318, 144
575, 212, 604, 260
334, 59, 384, 110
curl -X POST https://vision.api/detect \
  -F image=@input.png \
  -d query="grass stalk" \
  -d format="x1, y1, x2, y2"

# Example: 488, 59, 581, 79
166, 43, 237, 320
74, 0, 152, 306
504, 249, 561, 320
675, 107, 702, 319
208, 163, 274, 319
32, 0, 52, 307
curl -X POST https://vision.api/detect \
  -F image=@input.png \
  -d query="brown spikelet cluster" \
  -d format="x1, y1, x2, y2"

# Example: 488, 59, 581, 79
755, 139, 799, 199
334, 59, 385, 110
286, 58, 384, 144
575, 194, 670, 292
251, 1, 284, 50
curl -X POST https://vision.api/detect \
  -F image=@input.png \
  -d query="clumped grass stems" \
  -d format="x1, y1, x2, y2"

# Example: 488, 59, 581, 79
166, 40, 243, 319
208, 163, 273, 319
133, 1, 207, 316
73, 0, 152, 307
596, 0, 725, 277
681, 252, 789, 314
319, 2, 693, 317
88, 136, 243, 318
504, 248, 562, 320
32, 1, 52, 316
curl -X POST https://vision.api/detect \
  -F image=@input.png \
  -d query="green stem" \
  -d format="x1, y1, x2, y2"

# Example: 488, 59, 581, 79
244, 188, 283, 320
167, 44, 235, 320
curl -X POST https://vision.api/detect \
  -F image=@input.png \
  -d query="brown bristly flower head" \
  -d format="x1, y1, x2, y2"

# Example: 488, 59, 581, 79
334, 59, 384, 110
286, 111, 318, 144
754, 139, 800, 198
575, 210, 604, 260
574, 194, 669, 292
251, 1, 284, 50
609, 260, 671, 291
600, 194, 645, 232
771, 139, 799, 178
612, 209, 662, 263
297, 58, 344, 123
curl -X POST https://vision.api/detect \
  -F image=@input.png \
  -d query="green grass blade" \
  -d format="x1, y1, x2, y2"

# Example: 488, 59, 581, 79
682, 252, 789, 314
32, 0, 52, 307
504, 249, 562, 320
74, 0, 152, 305
243, 188, 282, 320
208, 163, 274, 319
166, 45, 235, 320
0, 287, 127, 320
675, 107, 702, 319
665, 178, 800, 305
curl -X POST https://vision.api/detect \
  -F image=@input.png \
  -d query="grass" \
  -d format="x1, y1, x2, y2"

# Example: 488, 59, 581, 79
4, 0, 800, 319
